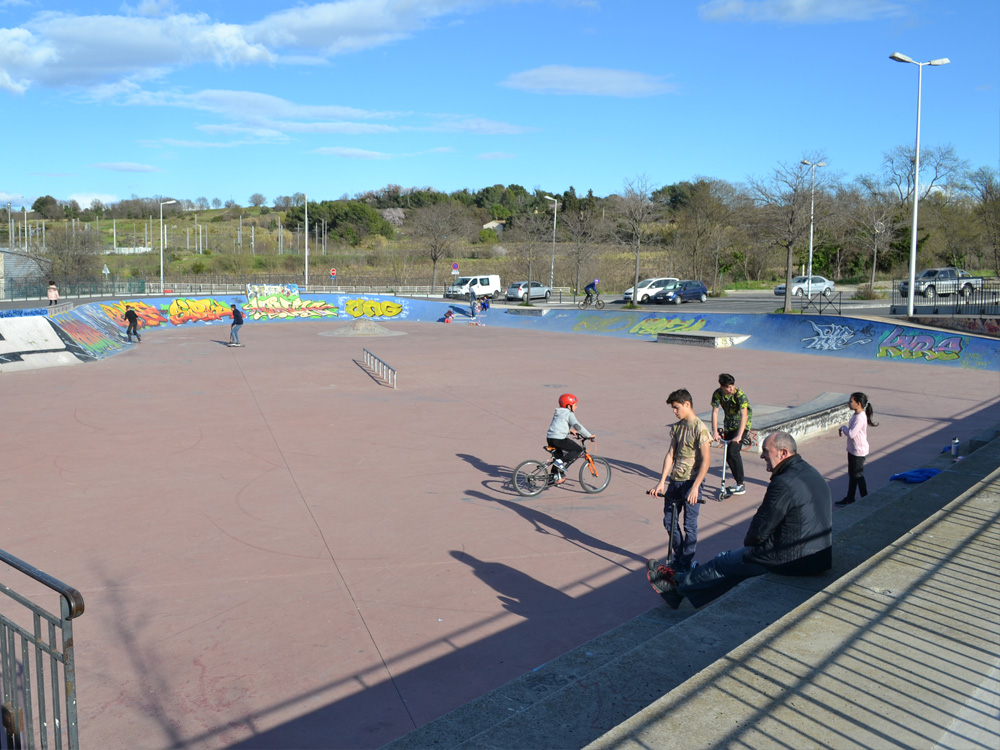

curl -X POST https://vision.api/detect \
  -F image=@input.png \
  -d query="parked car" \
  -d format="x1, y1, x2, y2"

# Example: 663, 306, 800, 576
623, 277, 680, 303
657, 280, 709, 305
651, 281, 682, 304
898, 267, 982, 299
506, 281, 551, 302
773, 275, 835, 297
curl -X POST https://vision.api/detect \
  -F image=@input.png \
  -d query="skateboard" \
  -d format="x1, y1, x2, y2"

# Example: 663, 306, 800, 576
228, 343, 244, 347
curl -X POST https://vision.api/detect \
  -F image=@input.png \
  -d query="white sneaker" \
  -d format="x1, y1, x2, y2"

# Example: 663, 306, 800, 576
553, 458, 566, 470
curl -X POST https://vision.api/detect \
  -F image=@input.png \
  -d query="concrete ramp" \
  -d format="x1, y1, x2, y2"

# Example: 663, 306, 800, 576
0, 316, 83, 372
656, 330, 750, 347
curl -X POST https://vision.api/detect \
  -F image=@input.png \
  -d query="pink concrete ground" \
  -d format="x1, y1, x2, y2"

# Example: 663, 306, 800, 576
1, 318, 997, 749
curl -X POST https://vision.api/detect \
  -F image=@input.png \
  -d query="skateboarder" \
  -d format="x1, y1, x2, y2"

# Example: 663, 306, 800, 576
230, 304, 244, 346
123, 305, 141, 343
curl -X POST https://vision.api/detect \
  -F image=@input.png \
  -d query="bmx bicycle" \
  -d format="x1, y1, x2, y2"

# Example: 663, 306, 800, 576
512, 436, 612, 497
577, 293, 605, 310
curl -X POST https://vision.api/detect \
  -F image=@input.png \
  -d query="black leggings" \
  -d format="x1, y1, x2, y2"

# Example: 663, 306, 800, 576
847, 453, 868, 501
723, 429, 745, 484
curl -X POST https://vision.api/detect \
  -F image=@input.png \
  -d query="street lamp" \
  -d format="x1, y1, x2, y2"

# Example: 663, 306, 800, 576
801, 160, 826, 297
890, 51, 950, 316
159, 199, 177, 291
544, 195, 557, 289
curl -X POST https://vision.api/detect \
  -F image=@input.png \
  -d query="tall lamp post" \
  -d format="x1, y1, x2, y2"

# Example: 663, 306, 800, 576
544, 195, 557, 290
800, 160, 826, 297
159, 199, 177, 292
890, 51, 950, 317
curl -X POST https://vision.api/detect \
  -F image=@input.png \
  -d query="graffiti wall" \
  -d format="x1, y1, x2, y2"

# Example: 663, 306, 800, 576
0, 316, 85, 371
30, 293, 1000, 373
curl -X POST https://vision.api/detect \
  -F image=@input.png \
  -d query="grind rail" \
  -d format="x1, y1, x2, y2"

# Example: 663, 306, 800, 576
363, 348, 397, 389
0, 548, 85, 749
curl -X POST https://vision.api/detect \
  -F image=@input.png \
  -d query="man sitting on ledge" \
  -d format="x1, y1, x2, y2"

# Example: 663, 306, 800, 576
648, 431, 832, 609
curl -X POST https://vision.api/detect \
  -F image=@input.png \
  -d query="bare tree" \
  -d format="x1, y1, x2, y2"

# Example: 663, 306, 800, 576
747, 156, 833, 312
249, 193, 266, 207
41, 224, 103, 278
614, 174, 658, 306
410, 202, 474, 291
560, 207, 610, 294
967, 166, 1000, 274
506, 211, 550, 303
882, 144, 969, 205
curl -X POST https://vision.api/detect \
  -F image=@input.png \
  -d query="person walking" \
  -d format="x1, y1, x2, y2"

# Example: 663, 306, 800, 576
47, 281, 60, 306
123, 305, 141, 343
835, 392, 878, 507
230, 304, 244, 346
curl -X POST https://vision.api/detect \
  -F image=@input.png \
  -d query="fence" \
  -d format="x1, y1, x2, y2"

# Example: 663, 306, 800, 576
0, 549, 84, 749
889, 277, 1000, 316
1, 279, 146, 302
363, 349, 397, 389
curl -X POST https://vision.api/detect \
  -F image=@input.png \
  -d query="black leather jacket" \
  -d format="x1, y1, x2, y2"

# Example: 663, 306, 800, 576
743, 453, 832, 574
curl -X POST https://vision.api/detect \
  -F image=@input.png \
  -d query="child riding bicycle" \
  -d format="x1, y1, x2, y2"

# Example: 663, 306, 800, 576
546, 393, 595, 485
583, 279, 599, 304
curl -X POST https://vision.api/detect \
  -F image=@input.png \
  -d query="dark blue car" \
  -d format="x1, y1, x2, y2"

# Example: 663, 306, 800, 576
654, 280, 708, 305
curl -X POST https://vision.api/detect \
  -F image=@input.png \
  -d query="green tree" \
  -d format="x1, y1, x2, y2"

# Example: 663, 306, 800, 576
32, 195, 62, 220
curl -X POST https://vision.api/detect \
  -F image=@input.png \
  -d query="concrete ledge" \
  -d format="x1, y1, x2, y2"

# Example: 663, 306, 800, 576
382, 426, 1000, 750
753, 391, 852, 445
656, 330, 750, 348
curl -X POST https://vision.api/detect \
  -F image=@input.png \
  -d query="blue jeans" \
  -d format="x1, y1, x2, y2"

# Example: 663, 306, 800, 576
663, 479, 702, 571
676, 547, 769, 605
231, 324, 242, 344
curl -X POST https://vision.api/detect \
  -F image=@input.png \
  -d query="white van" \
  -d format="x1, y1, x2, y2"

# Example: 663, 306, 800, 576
445, 275, 502, 300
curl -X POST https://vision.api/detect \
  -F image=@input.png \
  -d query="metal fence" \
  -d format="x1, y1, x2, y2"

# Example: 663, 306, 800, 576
888, 278, 1000, 316
0, 549, 84, 749
1, 279, 147, 302
363, 348, 397, 389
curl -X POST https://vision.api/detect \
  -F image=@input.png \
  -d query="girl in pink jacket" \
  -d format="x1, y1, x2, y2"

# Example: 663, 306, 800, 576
835, 392, 878, 507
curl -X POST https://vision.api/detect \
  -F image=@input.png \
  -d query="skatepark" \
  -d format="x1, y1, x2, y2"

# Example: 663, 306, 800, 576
0, 289, 998, 748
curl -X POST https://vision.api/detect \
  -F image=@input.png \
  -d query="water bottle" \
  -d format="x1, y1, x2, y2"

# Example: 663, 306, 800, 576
951, 438, 960, 457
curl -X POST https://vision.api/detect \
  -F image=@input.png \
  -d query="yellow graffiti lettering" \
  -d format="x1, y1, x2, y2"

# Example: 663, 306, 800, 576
628, 317, 707, 336
572, 314, 635, 333
344, 299, 403, 318
877, 346, 960, 362
167, 298, 231, 325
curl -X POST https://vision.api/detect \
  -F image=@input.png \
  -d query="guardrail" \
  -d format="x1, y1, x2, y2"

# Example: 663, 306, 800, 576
0, 548, 85, 749
363, 349, 397, 389
889, 278, 1000, 316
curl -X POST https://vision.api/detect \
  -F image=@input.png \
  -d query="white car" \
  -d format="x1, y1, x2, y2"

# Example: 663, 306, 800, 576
774, 276, 835, 297
623, 277, 680, 303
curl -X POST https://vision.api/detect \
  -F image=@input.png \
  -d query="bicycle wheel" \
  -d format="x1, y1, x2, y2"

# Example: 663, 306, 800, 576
579, 456, 612, 493
513, 459, 550, 497
577, 300, 589, 310
594, 298, 605, 310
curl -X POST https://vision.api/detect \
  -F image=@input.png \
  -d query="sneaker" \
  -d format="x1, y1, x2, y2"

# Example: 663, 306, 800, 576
553, 458, 566, 470
834, 497, 856, 508
647, 576, 684, 609
551, 472, 567, 485
730, 484, 745, 495
646, 558, 675, 583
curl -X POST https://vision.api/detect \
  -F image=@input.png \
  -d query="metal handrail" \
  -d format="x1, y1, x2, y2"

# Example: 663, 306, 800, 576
363, 348, 397, 389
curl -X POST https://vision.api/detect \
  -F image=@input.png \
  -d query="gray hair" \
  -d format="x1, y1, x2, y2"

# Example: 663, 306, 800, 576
765, 431, 798, 455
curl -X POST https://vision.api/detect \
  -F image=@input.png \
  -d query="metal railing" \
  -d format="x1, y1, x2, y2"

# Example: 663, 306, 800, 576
363, 349, 397, 389
889, 278, 1000, 316
0, 549, 84, 750
793, 290, 843, 315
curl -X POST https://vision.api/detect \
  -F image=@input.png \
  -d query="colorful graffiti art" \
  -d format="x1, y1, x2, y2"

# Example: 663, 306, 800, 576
342, 298, 404, 319
246, 284, 339, 320
801, 320, 874, 351
53, 305, 134, 358
877, 326, 965, 362
629, 316, 708, 337
99, 300, 168, 329
162, 297, 233, 325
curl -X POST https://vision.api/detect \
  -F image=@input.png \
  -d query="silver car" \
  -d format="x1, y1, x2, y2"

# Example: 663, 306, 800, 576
506, 281, 551, 301
774, 276, 835, 297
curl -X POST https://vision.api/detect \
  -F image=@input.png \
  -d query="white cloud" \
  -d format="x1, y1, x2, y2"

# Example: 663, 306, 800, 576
501, 66, 676, 97
477, 152, 516, 160
90, 162, 161, 172
315, 147, 392, 160
426, 116, 532, 134
698, 0, 908, 23
0, 192, 26, 205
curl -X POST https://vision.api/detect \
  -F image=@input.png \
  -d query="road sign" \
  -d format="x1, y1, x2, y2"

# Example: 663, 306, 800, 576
102, 264, 110, 277
452, 263, 459, 270
330, 267, 337, 277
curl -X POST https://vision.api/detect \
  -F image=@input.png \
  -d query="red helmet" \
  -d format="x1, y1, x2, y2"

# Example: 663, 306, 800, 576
559, 393, 578, 408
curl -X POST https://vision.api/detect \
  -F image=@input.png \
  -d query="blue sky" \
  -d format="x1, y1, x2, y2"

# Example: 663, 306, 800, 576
1, 0, 997, 210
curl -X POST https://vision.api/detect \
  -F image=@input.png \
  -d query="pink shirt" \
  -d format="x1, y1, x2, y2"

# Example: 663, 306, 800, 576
843, 411, 869, 457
